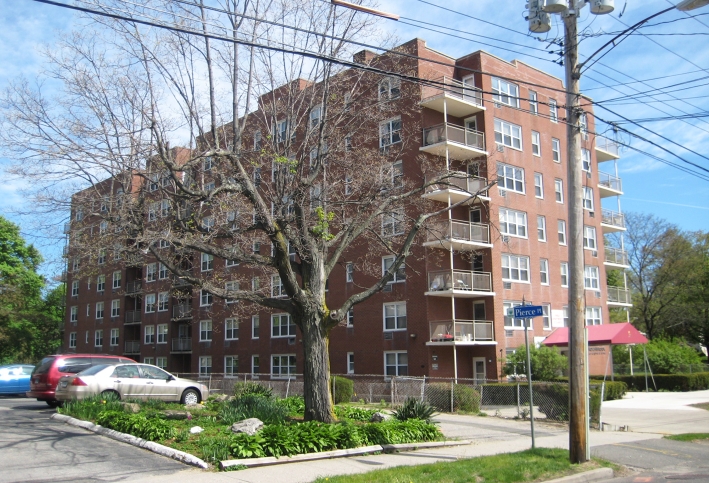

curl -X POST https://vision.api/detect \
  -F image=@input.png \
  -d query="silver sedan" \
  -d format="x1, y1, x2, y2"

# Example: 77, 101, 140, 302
55, 363, 209, 405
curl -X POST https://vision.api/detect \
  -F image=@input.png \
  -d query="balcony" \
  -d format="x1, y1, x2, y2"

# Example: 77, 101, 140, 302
124, 340, 140, 355
424, 171, 489, 205
604, 247, 629, 269
607, 286, 632, 307
63, 222, 71, 234
601, 208, 626, 233
423, 219, 492, 250
172, 337, 192, 353
125, 280, 142, 295
427, 320, 495, 346
172, 275, 192, 289
172, 303, 192, 320
598, 171, 623, 197
420, 123, 486, 160
124, 310, 142, 325
420, 76, 485, 117
62, 246, 69, 257
596, 138, 620, 162
425, 269, 494, 298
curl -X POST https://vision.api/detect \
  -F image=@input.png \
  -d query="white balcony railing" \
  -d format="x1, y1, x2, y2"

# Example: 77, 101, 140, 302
598, 171, 622, 193
602, 208, 625, 229
605, 247, 629, 266
427, 269, 492, 293
421, 76, 483, 107
63, 223, 71, 234
422, 123, 485, 152
608, 286, 631, 304
172, 303, 192, 320
425, 171, 488, 198
596, 138, 620, 156
426, 219, 490, 246
429, 319, 494, 343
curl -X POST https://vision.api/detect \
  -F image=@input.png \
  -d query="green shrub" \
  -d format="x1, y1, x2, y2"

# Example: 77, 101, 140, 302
279, 396, 306, 416
359, 419, 441, 445
596, 380, 628, 400
533, 383, 601, 423
503, 345, 567, 381
219, 394, 290, 425
613, 373, 709, 392
58, 394, 124, 421
426, 383, 481, 413
334, 406, 378, 422
198, 434, 233, 464
233, 381, 273, 399
95, 410, 177, 441
392, 397, 437, 423
332, 376, 354, 404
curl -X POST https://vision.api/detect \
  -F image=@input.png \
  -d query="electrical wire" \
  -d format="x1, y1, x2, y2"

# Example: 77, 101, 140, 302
582, 68, 707, 92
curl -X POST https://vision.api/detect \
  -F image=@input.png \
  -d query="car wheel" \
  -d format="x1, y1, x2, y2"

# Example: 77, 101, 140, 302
46, 400, 62, 408
181, 389, 200, 405
101, 390, 120, 401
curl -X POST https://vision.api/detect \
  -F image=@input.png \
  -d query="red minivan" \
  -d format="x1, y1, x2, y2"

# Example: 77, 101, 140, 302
28, 354, 135, 407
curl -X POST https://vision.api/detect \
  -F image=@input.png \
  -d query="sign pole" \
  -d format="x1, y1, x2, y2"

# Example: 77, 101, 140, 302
525, 316, 536, 449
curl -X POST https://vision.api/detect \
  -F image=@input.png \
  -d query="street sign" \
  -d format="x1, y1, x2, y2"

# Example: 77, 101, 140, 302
513, 305, 544, 318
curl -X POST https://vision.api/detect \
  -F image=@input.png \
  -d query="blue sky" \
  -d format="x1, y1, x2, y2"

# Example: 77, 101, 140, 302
1, 0, 708, 278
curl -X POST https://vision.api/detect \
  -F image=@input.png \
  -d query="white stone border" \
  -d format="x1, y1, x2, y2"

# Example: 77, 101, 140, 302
51, 413, 209, 469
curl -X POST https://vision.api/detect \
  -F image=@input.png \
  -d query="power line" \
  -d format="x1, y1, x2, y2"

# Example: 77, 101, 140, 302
614, 112, 709, 123
582, 68, 706, 92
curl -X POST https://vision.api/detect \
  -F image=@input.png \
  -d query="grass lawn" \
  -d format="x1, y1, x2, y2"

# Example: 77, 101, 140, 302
313, 448, 613, 483
665, 433, 709, 442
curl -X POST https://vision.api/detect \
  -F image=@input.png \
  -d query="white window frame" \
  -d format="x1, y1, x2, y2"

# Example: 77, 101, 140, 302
549, 98, 558, 122
69, 332, 77, 348
98, 249, 106, 265
552, 138, 561, 163
157, 324, 168, 344
346, 262, 354, 283
157, 292, 169, 312
585, 306, 602, 326
94, 329, 103, 347
111, 299, 120, 318
503, 301, 528, 329
561, 262, 569, 288
271, 354, 296, 379
95, 301, 104, 320
540, 259, 549, 285
201, 252, 214, 272
271, 275, 286, 298
200, 289, 213, 307
584, 265, 600, 290
271, 313, 296, 338
225, 318, 239, 340
583, 226, 597, 250
529, 90, 538, 114
583, 187, 594, 211
383, 302, 407, 331
251, 355, 260, 374
384, 351, 408, 377
347, 352, 355, 374
497, 163, 525, 193
379, 117, 402, 149
145, 294, 156, 313
148, 202, 158, 222
70, 306, 78, 322
156, 357, 167, 370
537, 215, 547, 242
146, 263, 156, 282
555, 179, 564, 203
199, 356, 212, 375
199, 320, 213, 342
582, 148, 591, 172
71, 280, 79, 297
225, 281, 239, 304
381, 210, 404, 237
494, 118, 522, 150
531, 131, 541, 156
499, 208, 528, 238
252, 315, 260, 339
534, 172, 544, 199
378, 77, 401, 101
491, 77, 520, 107
97, 275, 105, 292
346, 308, 354, 327
542, 304, 551, 329
145, 325, 155, 344
225, 356, 238, 376
502, 254, 530, 283
143, 357, 154, 366
382, 256, 406, 283
112, 271, 121, 289
309, 105, 322, 129
558, 220, 567, 245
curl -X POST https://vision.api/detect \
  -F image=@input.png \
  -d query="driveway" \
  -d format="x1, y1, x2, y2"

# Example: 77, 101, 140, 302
0, 397, 189, 483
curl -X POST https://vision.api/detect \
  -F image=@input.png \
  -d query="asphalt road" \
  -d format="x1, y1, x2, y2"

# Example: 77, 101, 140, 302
0, 396, 189, 483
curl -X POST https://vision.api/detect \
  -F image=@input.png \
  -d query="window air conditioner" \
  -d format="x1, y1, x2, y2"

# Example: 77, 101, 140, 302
496, 144, 505, 153
384, 332, 393, 340
503, 282, 512, 289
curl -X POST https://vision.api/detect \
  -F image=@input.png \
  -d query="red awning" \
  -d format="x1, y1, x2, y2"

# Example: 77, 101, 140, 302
542, 322, 648, 347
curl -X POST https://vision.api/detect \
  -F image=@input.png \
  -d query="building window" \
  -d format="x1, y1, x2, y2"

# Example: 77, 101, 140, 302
309, 105, 322, 128
345, 135, 353, 152
379, 117, 402, 149
226, 257, 238, 267
112, 271, 121, 289
98, 249, 106, 265
585, 306, 602, 325
563, 306, 570, 327
531, 131, 541, 156
561, 262, 569, 287
272, 313, 296, 338
225, 318, 239, 340
382, 210, 404, 236
347, 352, 355, 374
346, 262, 354, 283
383, 160, 404, 189
202, 217, 214, 232
225, 356, 238, 376
252, 315, 260, 339
97, 275, 105, 292
537, 216, 547, 242
497, 163, 524, 193
146, 263, 156, 282
252, 241, 261, 254
160, 199, 170, 217
71, 280, 79, 297
72, 258, 80, 272
253, 131, 262, 150
111, 299, 120, 318
95, 330, 103, 347
384, 351, 408, 377
158, 292, 169, 312
344, 92, 352, 111
582, 148, 591, 172
96, 302, 104, 319
148, 202, 158, 222
584, 266, 600, 290
558, 220, 567, 245
69, 332, 77, 348
200, 289, 213, 307
99, 221, 108, 233
275, 119, 290, 143
494, 119, 522, 150
502, 254, 530, 282
224, 281, 239, 304
347, 308, 354, 327
145, 293, 156, 313
382, 256, 406, 283
70, 306, 78, 322
534, 172, 543, 198
583, 187, 594, 211
143, 357, 154, 365
252, 355, 260, 374
378, 77, 401, 101
199, 356, 212, 375
200, 320, 213, 342
156, 357, 167, 370
542, 304, 551, 329
499, 208, 527, 238
201, 253, 213, 272
492, 77, 519, 107
145, 325, 155, 344
552, 138, 561, 163
540, 259, 549, 285
503, 301, 527, 328
383, 302, 407, 331
271, 275, 286, 298
554, 179, 564, 203
529, 90, 538, 114
549, 98, 558, 122
271, 354, 296, 379
157, 324, 167, 344
583, 226, 597, 250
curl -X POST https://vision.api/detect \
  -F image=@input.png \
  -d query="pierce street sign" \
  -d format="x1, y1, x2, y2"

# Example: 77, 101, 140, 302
512, 305, 544, 318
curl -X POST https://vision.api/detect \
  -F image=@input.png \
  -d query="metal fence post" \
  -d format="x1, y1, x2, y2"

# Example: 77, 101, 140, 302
450, 380, 454, 413
286, 377, 291, 398
421, 375, 426, 402
331, 376, 335, 404
516, 382, 521, 418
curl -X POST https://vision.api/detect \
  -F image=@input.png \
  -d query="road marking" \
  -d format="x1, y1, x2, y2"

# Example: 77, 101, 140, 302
612, 444, 688, 458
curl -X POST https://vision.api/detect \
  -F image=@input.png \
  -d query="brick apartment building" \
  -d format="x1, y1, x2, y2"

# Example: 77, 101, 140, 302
62, 38, 630, 381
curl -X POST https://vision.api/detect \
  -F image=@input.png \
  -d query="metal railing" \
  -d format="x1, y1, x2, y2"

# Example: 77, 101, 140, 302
172, 303, 192, 319
422, 123, 485, 152
124, 310, 141, 324
420, 76, 483, 107
601, 208, 625, 228
596, 138, 620, 156
172, 337, 192, 352
63, 222, 71, 234
607, 286, 631, 304
429, 319, 494, 342
125, 280, 142, 294
598, 171, 622, 192
605, 247, 628, 266
172, 275, 192, 288
427, 269, 492, 292
62, 246, 69, 257
425, 171, 488, 197
124, 340, 140, 354
426, 219, 490, 245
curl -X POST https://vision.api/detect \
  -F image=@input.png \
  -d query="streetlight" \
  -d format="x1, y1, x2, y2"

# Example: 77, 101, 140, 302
526, 0, 709, 464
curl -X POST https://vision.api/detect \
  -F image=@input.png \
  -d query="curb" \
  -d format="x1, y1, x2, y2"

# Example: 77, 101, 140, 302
51, 413, 209, 469
544, 468, 614, 483
381, 439, 472, 452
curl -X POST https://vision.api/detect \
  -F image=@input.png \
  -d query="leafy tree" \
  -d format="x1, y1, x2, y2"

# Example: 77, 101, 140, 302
612, 338, 702, 374
503, 345, 567, 381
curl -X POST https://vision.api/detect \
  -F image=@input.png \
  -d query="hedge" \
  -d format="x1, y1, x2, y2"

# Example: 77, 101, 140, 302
332, 376, 354, 404
553, 378, 627, 401
610, 372, 709, 392
426, 383, 481, 413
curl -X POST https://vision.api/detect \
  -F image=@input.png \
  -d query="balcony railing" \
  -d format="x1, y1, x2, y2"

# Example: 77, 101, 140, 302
172, 303, 192, 320
421, 76, 483, 107
172, 337, 192, 352
62, 246, 69, 257
605, 247, 629, 266
598, 171, 622, 193
63, 222, 71, 234
425, 171, 488, 198
124, 310, 142, 324
125, 280, 142, 295
608, 286, 631, 305
124, 340, 140, 354
596, 138, 620, 157
426, 219, 490, 246
427, 269, 492, 292
422, 123, 485, 152
429, 319, 494, 343
172, 275, 192, 288
602, 209, 626, 229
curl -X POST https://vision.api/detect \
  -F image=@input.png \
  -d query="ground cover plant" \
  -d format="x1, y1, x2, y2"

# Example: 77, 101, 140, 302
665, 433, 709, 442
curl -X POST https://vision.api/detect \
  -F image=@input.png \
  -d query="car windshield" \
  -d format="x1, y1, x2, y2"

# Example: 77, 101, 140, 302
32, 357, 56, 375
78, 364, 111, 376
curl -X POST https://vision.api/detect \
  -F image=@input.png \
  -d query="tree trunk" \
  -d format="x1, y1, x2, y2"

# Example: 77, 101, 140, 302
300, 314, 334, 423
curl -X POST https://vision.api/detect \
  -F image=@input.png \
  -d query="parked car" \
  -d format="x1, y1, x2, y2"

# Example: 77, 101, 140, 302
0, 365, 35, 395
28, 354, 135, 407
55, 363, 209, 405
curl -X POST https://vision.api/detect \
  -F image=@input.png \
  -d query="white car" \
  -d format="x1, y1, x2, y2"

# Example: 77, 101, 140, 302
55, 363, 209, 405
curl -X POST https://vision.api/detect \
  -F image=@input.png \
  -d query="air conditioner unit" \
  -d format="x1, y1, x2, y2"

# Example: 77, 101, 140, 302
592, 250, 598, 257
586, 171, 591, 179
505, 330, 514, 338
288, 337, 296, 345
384, 332, 393, 340
589, 211, 595, 218
496, 144, 505, 152
595, 291, 601, 298
499, 189, 507, 197
502, 235, 510, 243
503, 282, 512, 289
383, 284, 392, 292
494, 102, 501, 109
